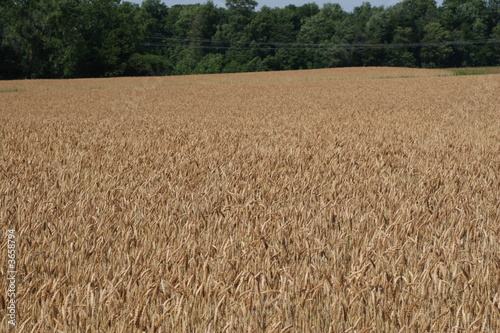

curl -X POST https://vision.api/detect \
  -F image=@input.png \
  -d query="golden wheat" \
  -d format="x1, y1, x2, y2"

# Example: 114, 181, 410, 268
1, 67, 499, 332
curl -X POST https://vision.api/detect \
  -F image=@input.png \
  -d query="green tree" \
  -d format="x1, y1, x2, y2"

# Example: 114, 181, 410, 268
487, 0, 500, 25
194, 53, 224, 74
223, 59, 244, 73
75, 0, 149, 77
334, 3, 379, 66
366, 7, 394, 43
142, 0, 169, 37
219, 0, 258, 41
442, 0, 487, 31
243, 56, 267, 72
490, 23, 500, 64
1, 0, 61, 78
0, 0, 24, 78
298, 4, 346, 43
392, 0, 439, 40
296, 4, 347, 69
249, 6, 276, 42
388, 27, 417, 67
172, 48, 197, 75
421, 22, 452, 67
225, 0, 258, 11
2, 0, 498, 79
364, 7, 393, 65
127, 53, 171, 76
187, 2, 220, 58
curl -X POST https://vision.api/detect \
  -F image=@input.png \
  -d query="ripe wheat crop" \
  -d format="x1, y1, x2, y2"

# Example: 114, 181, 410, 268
1, 67, 499, 332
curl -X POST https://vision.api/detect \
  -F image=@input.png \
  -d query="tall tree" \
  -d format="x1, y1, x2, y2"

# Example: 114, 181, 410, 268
2, 0, 61, 78
142, 0, 169, 37
388, 26, 417, 67
220, 0, 258, 40
421, 22, 452, 67
0, 0, 24, 78
76, 0, 148, 77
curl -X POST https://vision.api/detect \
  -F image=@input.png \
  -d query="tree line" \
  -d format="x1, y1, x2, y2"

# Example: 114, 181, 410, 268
1, 0, 499, 79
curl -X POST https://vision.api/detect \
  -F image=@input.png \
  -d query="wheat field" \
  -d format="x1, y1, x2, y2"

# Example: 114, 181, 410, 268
1, 67, 499, 332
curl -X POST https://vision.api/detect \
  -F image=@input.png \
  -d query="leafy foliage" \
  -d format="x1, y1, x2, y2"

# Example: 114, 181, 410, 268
1, 0, 499, 79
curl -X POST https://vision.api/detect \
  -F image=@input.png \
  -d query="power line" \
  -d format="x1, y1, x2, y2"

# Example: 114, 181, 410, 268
142, 37, 500, 51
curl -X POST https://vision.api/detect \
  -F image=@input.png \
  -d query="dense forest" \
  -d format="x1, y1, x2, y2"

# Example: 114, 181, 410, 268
1, 0, 499, 79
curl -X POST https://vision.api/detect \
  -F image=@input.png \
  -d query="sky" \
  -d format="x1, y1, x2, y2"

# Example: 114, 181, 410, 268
129, 0, 444, 13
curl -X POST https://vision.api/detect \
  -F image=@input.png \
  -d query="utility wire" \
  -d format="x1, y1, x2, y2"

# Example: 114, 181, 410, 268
142, 37, 500, 51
